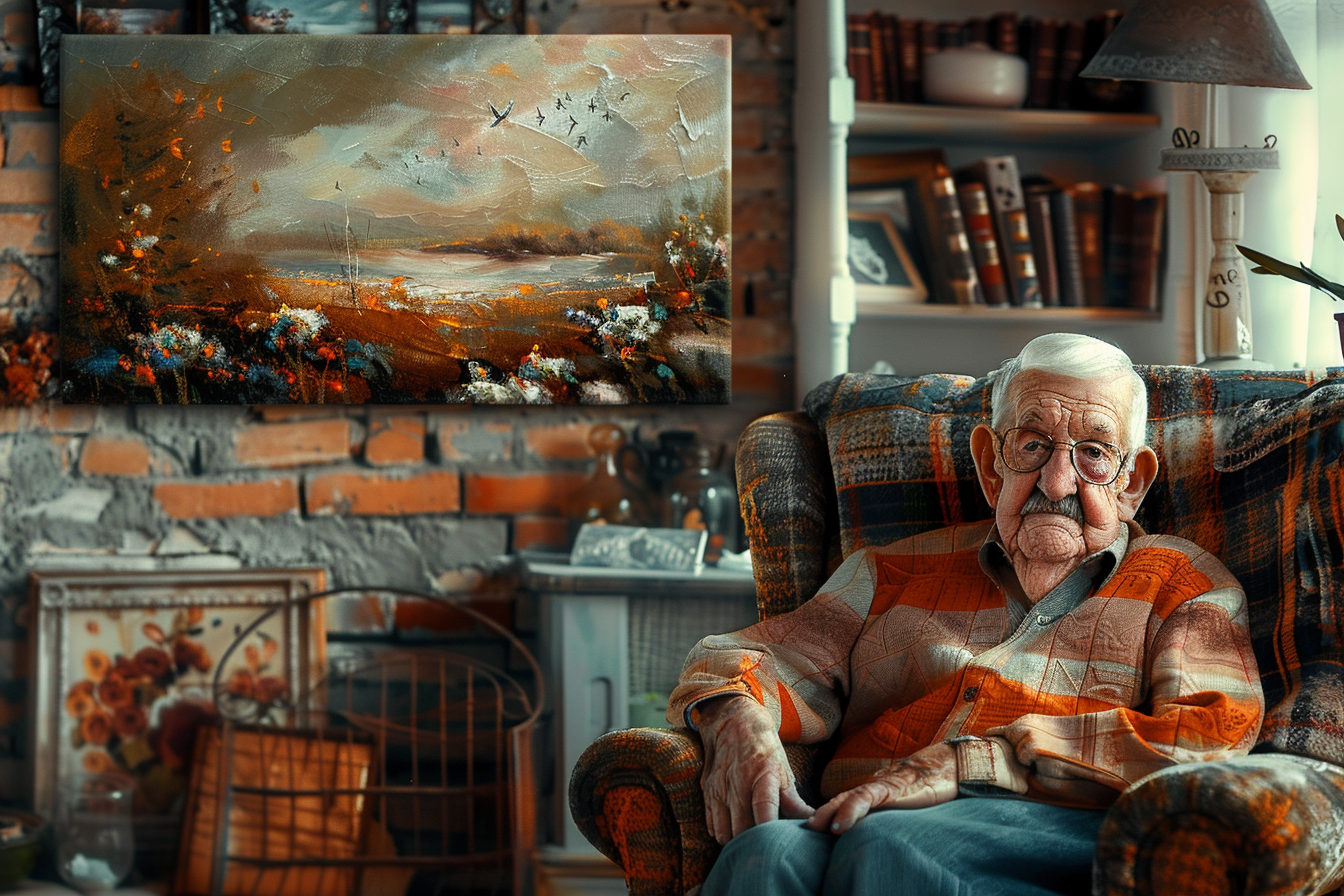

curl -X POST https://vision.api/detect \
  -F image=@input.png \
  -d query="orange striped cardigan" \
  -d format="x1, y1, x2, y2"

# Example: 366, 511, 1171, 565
668, 519, 1265, 808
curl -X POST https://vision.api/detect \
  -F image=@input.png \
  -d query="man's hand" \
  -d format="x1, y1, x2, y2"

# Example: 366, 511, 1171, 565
806, 742, 958, 835
693, 695, 814, 844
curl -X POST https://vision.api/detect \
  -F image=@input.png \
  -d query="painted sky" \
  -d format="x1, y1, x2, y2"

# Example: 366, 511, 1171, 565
60, 34, 730, 249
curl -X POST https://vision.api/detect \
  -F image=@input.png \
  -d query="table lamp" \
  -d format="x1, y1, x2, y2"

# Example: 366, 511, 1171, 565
1078, 0, 1311, 367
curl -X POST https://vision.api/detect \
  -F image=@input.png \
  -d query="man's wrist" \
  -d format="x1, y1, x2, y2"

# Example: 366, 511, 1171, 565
687, 693, 754, 731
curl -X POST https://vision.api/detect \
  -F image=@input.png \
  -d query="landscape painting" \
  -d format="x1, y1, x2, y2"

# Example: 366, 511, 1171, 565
58, 34, 731, 404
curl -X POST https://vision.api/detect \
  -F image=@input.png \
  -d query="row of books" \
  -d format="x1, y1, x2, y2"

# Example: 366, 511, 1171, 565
847, 9, 1144, 113
852, 150, 1165, 311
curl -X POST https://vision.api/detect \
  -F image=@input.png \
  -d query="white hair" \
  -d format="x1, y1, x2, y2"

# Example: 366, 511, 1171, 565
987, 333, 1148, 459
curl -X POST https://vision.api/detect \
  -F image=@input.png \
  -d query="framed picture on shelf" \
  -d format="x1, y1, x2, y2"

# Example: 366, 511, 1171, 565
849, 149, 952, 304
846, 209, 926, 306
207, 0, 400, 33
27, 567, 327, 872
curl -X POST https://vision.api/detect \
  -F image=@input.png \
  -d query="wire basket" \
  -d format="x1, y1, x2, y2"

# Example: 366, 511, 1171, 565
173, 588, 543, 896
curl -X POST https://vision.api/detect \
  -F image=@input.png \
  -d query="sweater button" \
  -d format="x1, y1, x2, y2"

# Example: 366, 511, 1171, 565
963, 686, 979, 702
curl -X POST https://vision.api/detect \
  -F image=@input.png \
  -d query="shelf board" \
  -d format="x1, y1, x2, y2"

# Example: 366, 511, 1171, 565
850, 102, 1161, 144
856, 303, 1162, 322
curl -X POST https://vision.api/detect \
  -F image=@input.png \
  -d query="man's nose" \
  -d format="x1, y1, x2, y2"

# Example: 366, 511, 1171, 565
1036, 444, 1078, 500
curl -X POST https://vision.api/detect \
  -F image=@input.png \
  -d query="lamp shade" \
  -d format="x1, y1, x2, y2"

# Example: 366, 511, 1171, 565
1078, 0, 1311, 89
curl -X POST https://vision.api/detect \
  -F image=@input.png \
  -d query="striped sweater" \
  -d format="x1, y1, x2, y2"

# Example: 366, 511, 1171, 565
668, 519, 1264, 808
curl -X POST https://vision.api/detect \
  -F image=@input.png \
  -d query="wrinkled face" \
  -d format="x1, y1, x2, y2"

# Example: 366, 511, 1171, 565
991, 371, 1136, 568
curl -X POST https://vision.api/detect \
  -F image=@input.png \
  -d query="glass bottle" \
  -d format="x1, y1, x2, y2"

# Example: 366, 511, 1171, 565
56, 773, 135, 893
572, 423, 654, 527
664, 443, 738, 563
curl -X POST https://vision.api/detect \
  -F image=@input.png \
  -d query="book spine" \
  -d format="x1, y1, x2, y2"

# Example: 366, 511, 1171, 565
1103, 184, 1136, 307
1049, 188, 1086, 307
989, 10, 1019, 55
896, 17, 922, 103
1054, 19, 1087, 109
1024, 17, 1062, 109
1024, 186, 1060, 306
956, 182, 1010, 307
918, 18, 940, 90
1068, 181, 1106, 306
868, 11, 888, 103
848, 14, 874, 103
967, 155, 1040, 307
879, 14, 901, 105
1128, 190, 1167, 310
932, 172, 985, 305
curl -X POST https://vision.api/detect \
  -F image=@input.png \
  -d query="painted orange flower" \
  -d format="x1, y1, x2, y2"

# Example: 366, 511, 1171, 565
135, 647, 173, 680
83, 649, 112, 683
142, 621, 166, 644
112, 704, 148, 739
171, 636, 211, 674
82, 750, 116, 775
253, 675, 287, 706
96, 673, 135, 709
80, 709, 113, 747
225, 669, 254, 699
65, 681, 95, 718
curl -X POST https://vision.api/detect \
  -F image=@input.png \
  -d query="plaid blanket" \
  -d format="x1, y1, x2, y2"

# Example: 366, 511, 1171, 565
804, 366, 1344, 765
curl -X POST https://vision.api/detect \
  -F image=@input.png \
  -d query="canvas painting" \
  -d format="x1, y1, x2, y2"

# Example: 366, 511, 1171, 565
58, 34, 731, 405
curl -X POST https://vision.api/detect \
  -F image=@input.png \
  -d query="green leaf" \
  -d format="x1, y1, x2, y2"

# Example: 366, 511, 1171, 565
1336, 213, 1344, 244
1236, 245, 1315, 284
1299, 263, 1344, 301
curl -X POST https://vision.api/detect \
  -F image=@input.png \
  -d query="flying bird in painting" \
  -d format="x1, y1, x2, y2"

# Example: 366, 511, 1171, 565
488, 99, 514, 127
535, 106, 545, 125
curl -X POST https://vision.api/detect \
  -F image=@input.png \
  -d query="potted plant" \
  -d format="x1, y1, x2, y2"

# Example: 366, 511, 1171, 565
1237, 216, 1344, 354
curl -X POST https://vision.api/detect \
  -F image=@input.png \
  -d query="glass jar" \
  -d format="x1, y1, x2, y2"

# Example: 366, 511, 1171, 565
55, 773, 135, 893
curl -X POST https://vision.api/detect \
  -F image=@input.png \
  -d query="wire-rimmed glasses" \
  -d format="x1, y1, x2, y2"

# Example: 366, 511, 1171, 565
996, 428, 1127, 486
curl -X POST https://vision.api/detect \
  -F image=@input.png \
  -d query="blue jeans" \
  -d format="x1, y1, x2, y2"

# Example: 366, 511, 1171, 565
698, 798, 1106, 896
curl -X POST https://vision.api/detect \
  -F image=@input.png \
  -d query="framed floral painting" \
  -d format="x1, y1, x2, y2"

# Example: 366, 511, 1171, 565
27, 567, 326, 870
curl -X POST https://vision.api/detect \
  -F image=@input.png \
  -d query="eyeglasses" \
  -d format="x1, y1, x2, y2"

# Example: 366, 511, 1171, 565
996, 428, 1127, 486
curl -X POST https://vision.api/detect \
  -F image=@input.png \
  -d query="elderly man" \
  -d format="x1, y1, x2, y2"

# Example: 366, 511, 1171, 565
667, 333, 1264, 895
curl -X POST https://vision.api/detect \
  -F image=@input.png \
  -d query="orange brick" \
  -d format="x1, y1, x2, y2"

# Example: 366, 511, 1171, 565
0, 203, 55, 255
0, 85, 43, 114
154, 478, 300, 519
364, 415, 426, 466
3, 114, 57, 166
254, 405, 360, 421
512, 515, 572, 552
234, 419, 353, 468
306, 469, 460, 516
463, 470, 588, 515
523, 422, 601, 461
79, 435, 151, 476
0, 167, 55, 204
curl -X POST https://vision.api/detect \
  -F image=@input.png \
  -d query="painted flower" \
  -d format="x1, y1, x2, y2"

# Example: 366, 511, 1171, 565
113, 704, 148, 739
253, 675, 287, 706
82, 749, 117, 775
149, 699, 217, 772
171, 635, 211, 674
224, 669, 254, 699
65, 681, 96, 719
80, 708, 113, 747
96, 673, 135, 709
135, 646, 173, 681
83, 649, 112, 683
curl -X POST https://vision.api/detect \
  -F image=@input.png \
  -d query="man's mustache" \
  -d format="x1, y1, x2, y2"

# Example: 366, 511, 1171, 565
1020, 490, 1084, 524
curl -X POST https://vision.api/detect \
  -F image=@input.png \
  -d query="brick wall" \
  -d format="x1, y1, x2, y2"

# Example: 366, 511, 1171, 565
0, 1, 795, 799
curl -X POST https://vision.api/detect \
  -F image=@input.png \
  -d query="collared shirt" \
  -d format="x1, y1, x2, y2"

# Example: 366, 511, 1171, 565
667, 519, 1264, 808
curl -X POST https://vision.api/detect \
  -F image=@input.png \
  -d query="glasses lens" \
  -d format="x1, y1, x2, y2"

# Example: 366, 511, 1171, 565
1072, 440, 1122, 484
1002, 429, 1052, 472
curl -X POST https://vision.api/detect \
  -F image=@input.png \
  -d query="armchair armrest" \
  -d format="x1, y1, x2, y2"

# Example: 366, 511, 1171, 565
735, 411, 839, 619
1095, 753, 1344, 896
569, 728, 826, 896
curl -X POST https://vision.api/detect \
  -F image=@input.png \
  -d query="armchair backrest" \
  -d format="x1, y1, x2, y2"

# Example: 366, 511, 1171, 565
787, 366, 1344, 766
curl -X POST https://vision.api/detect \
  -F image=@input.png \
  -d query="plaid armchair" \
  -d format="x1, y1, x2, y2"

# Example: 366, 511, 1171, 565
569, 366, 1344, 896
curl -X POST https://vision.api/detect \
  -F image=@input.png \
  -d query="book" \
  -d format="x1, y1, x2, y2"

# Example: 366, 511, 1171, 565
932, 169, 985, 305
896, 17, 922, 103
1076, 10, 1144, 112
937, 19, 964, 49
962, 17, 989, 46
877, 13, 901, 104
1067, 181, 1106, 305
989, 10, 1019, 55
1021, 17, 1062, 110
1129, 190, 1167, 310
1049, 188, 1086, 307
847, 14, 874, 103
961, 155, 1040, 307
1103, 184, 1136, 307
1053, 19, 1087, 109
956, 181, 1010, 307
1023, 183, 1061, 306
867, 11, 889, 103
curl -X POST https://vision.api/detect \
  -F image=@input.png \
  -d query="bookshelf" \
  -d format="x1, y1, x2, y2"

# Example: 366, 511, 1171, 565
793, 1, 1201, 397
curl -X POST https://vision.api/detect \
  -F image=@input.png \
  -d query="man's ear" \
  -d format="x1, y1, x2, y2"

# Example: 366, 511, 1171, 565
970, 424, 1001, 510
1116, 445, 1158, 521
